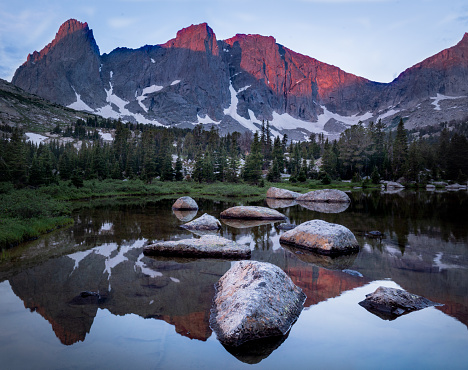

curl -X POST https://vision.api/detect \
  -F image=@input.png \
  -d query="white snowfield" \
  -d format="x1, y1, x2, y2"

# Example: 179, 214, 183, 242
26, 132, 48, 145
430, 93, 465, 111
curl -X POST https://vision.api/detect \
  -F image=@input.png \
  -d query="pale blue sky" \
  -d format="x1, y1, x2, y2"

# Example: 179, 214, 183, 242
1, 0, 467, 83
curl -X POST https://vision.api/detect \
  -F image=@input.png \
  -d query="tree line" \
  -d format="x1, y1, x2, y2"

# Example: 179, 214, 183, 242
1, 116, 467, 188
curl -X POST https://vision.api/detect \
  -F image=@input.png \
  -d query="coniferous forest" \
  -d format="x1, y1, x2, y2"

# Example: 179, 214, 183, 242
1, 116, 468, 188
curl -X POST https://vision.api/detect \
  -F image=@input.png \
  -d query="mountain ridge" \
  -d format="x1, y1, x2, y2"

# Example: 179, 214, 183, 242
11, 19, 468, 139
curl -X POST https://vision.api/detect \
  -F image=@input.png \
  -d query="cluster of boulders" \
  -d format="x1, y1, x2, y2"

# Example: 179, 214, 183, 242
144, 189, 440, 353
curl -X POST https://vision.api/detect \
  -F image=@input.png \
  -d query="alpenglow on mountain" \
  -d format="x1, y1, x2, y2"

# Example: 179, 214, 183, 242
12, 19, 468, 139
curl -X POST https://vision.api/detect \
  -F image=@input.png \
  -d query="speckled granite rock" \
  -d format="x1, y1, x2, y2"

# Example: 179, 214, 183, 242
143, 235, 250, 259
210, 261, 306, 346
359, 286, 442, 320
266, 187, 300, 199
180, 213, 221, 230
220, 206, 286, 220
279, 219, 359, 255
172, 196, 198, 210
296, 189, 350, 203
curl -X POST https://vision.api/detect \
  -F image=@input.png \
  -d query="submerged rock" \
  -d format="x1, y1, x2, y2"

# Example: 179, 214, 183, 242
266, 198, 297, 209
180, 213, 221, 231
384, 181, 405, 189
359, 286, 442, 320
220, 206, 286, 220
281, 244, 358, 270
277, 223, 296, 231
297, 200, 349, 213
143, 235, 250, 259
266, 187, 300, 199
172, 196, 198, 210
365, 230, 383, 238
279, 219, 359, 255
221, 219, 278, 229
210, 260, 306, 347
296, 189, 350, 203
173, 209, 197, 222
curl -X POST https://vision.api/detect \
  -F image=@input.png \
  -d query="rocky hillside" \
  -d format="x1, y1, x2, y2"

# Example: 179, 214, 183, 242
0, 78, 95, 131
11, 19, 468, 138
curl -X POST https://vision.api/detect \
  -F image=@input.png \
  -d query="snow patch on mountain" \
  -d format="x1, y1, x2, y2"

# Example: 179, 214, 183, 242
26, 132, 48, 145
136, 84, 163, 112
431, 93, 465, 111
316, 106, 373, 127
171, 80, 181, 86
224, 83, 259, 132
67, 87, 94, 112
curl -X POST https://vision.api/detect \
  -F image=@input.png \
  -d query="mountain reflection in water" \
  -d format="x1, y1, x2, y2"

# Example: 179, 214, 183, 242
1, 191, 468, 367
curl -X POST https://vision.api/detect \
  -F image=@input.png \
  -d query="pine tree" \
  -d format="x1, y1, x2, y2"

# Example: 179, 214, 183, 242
174, 157, 184, 181
392, 119, 408, 180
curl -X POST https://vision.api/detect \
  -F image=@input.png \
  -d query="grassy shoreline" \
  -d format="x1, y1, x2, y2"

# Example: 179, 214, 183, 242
0, 178, 376, 250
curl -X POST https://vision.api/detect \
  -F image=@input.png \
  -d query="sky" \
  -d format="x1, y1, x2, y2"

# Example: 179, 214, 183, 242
1, 0, 467, 83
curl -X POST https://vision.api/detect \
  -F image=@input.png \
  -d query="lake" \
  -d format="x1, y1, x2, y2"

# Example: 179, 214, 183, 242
1, 189, 468, 369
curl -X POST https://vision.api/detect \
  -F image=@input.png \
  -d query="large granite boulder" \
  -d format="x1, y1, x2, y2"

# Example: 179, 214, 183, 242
180, 213, 221, 231
359, 286, 442, 320
384, 181, 405, 189
220, 206, 286, 220
143, 235, 250, 259
210, 260, 306, 347
296, 189, 350, 203
172, 196, 198, 210
266, 187, 300, 199
279, 219, 359, 255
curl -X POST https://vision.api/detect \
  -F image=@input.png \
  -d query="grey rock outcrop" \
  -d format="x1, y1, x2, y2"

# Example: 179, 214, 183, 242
143, 235, 250, 259
210, 260, 306, 347
279, 219, 359, 255
172, 196, 198, 210
266, 187, 300, 199
359, 286, 442, 320
180, 213, 221, 230
296, 189, 351, 203
220, 206, 286, 220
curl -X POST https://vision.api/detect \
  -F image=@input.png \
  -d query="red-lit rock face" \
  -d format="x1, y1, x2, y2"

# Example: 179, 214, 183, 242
26, 19, 90, 64
162, 23, 219, 56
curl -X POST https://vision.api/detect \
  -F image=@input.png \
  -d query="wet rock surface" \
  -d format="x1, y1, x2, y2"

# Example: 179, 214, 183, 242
297, 200, 349, 213
172, 196, 198, 210
143, 235, 250, 259
266, 187, 301, 199
265, 198, 297, 209
359, 286, 442, 320
277, 223, 296, 231
210, 260, 306, 347
279, 220, 359, 255
180, 213, 221, 231
173, 209, 197, 222
220, 206, 286, 220
296, 189, 351, 203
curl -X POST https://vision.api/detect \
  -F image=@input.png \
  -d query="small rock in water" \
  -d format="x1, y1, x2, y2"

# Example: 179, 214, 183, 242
342, 269, 363, 277
366, 230, 383, 238
277, 223, 296, 230
359, 286, 442, 320
180, 213, 221, 231
172, 196, 198, 210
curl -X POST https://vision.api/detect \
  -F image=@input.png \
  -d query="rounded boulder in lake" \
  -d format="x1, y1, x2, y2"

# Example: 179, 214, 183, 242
296, 189, 350, 203
220, 206, 286, 220
180, 213, 221, 231
172, 196, 198, 210
279, 219, 359, 255
210, 260, 306, 347
266, 187, 301, 199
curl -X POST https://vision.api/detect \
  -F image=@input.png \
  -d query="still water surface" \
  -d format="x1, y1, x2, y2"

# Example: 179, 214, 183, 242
1, 190, 468, 369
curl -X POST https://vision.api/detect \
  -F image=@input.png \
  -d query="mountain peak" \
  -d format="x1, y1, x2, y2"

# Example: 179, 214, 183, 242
25, 19, 96, 64
162, 23, 218, 55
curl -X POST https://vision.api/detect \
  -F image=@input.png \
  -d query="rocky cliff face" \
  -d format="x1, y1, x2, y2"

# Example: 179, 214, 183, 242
11, 19, 468, 138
